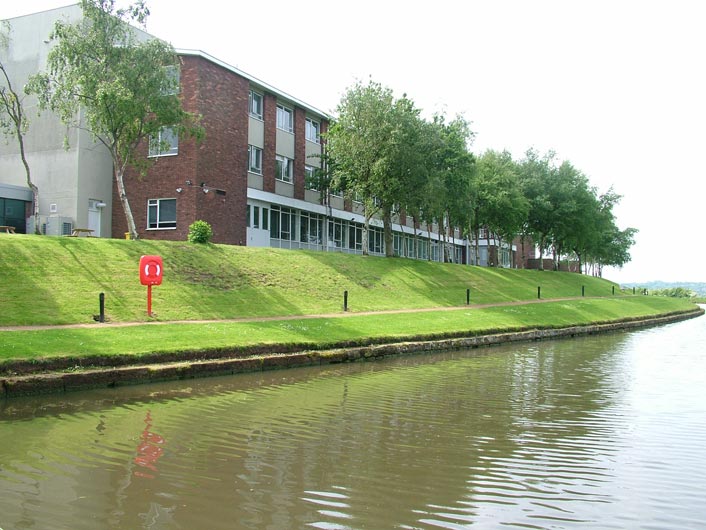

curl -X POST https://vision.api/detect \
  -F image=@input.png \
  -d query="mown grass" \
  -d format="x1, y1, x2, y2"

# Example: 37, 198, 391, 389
3, 235, 699, 370
1, 234, 621, 326
0, 297, 696, 364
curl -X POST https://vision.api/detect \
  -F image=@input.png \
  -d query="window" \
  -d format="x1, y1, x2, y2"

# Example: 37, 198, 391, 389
148, 198, 176, 229
348, 224, 362, 251
262, 208, 269, 230
305, 118, 320, 143
270, 205, 296, 240
300, 211, 323, 244
276, 155, 294, 183
368, 227, 383, 254
276, 104, 293, 133
248, 145, 263, 174
253, 206, 260, 229
162, 65, 180, 95
249, 90, 263, 119
328, 218, 343, 248
305, 165, 317, 190
246, 204, 251, 228
148, 127, 178, 157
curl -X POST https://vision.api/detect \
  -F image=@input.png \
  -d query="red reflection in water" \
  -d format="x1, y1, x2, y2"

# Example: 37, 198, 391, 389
134, 411, 165, 479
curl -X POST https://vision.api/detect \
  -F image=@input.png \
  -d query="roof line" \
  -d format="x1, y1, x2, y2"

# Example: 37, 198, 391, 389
175, 48, 332, 119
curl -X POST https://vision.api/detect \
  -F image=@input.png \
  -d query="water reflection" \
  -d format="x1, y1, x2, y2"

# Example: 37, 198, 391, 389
1, 316, 706, 529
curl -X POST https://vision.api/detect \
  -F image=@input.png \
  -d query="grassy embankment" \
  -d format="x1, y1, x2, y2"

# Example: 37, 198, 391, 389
0, 234, 699, 367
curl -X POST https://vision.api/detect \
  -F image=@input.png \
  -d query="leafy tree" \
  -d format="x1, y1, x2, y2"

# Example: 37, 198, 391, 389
518, 148, 557, 270
27, 0, 202, 240
472, 150, 527, 266
326, 80, 427, 256
325, 80, 392, 255
422, 114, 475, 262
0, 21, 39, 233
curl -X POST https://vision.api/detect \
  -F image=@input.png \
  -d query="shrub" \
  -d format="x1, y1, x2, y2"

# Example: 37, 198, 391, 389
187, 220, 213, 244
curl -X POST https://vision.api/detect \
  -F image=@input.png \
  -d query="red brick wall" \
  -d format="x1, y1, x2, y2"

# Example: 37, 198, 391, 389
113, 54, 249, 245
262, 94, 277, 193
294, 107, 306, 200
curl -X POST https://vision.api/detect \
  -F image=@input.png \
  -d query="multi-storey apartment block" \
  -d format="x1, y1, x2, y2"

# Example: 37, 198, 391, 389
2, 6, 515, 266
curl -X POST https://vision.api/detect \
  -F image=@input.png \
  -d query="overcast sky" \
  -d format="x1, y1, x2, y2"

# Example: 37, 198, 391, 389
3, 1, 705, 284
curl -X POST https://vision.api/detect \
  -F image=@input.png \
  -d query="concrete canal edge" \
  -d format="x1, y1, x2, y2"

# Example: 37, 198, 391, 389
2, 308, 703, 398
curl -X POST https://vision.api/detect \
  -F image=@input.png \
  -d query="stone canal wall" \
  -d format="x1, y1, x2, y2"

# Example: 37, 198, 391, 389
2, 308, 703, 398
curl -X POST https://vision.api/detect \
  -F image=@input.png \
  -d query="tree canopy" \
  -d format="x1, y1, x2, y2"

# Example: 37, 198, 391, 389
324, 79, 635, 272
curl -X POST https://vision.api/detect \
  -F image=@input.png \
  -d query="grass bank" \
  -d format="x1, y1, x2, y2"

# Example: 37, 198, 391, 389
2, 234, 620, 325
0, 235, 701, 381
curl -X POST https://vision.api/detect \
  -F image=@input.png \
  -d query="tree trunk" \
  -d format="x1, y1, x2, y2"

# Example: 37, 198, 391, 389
17, 128, 40, 234
537, 236, 545, 271
362, 206, 370, 256
382, 205, 394, 257
115, 163, 138, 240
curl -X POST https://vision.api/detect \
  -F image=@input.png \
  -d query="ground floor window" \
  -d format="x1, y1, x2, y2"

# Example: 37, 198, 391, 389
270, 205, 296, 240
147, 198, 176, 229
300, 211, 323, 244
348, 224, 362, 251
328, 218, 344, 248
0, 198, 27, 233
368, 227, 383, 254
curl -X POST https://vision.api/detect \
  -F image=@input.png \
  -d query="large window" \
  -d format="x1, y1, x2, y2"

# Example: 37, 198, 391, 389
276, 104, 293, 133
0, 198, 26, 233
305, 118, 320, 143
270, 205, 296, 240
328, 218, 344, 248
148, 127, 178, 157
348, 224, 362, 251
276, 155, 294, 183
368, 227, 384, 254
248, 145, 262, 174
147, 198, 176, 229
249, 90, 263, 119
300, 211, 323, 244
305, 165, 317, 190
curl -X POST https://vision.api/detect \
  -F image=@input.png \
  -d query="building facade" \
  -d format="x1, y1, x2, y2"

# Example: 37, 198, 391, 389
2, 6, 516, 266
1, 5, 115, 237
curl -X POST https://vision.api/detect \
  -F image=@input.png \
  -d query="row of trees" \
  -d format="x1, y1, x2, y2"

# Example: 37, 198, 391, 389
322, 80, 636, 274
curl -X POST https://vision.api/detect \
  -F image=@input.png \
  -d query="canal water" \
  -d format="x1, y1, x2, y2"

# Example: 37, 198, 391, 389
1, 314, 705, 529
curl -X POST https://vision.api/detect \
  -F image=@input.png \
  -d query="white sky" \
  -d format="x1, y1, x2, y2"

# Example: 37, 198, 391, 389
3, 0, 705, 284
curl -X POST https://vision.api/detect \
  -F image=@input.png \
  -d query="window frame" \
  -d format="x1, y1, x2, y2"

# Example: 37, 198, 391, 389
248, 145, 263, 174
276, 155, 294, 183
148, 126, 178, 158
304, 165, 317, 191
276, 104, 294, 133
249, 90, 263, 119
305, 118, 320, 143
147, 198, 177, 230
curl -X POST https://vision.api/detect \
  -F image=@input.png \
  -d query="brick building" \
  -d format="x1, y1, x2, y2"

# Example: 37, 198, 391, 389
2, 6, 517, 266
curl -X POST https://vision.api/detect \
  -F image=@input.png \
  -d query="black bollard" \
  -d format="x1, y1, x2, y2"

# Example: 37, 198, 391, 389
538, 286, 541, 299
343, 290, 348, 312
466, 288, 470, 305
612, 285, 615, 295
582, 285, 585, 297
99, 292, 105, 323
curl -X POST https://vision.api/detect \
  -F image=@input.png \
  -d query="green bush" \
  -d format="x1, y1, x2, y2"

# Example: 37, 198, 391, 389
187, 220, 213, 244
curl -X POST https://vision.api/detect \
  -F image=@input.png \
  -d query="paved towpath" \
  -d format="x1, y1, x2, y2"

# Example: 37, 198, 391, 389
0, 297, 587, 332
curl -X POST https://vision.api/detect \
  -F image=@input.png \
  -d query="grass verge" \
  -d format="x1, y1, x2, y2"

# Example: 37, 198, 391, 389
0, 297, 698, 372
